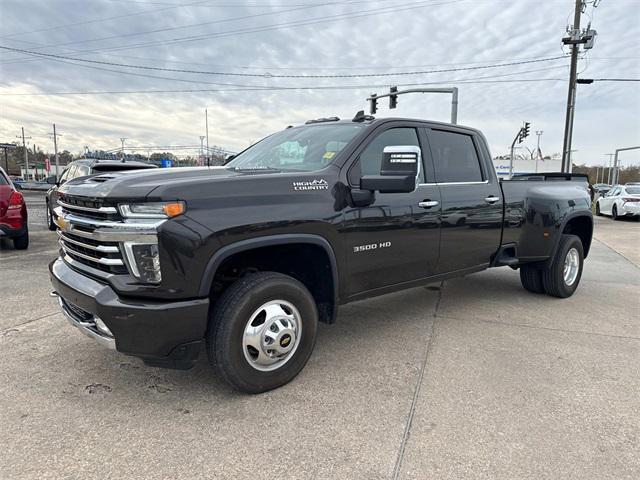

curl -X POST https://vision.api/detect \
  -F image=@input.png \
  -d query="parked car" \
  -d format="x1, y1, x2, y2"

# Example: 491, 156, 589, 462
595, 184, 640, 219
49, 115, 593, 393
0, 167, 28, 249
45, 159, 157, 230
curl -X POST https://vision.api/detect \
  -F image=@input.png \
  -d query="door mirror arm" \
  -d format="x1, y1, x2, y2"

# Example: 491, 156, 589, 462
350, 188, 375, 207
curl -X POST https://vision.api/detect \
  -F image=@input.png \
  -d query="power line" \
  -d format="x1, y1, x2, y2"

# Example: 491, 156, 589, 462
0, 0, 214, 39
3, 51, 568, 91
0, 45, 568, 78
0, 76, 568, 97
0, 0, 461, 62
2, 0, 382, 54
593, 78, 640, 82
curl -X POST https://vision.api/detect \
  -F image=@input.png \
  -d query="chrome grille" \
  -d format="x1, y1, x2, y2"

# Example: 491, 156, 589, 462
55, 195, 163, 278
57, 196, 128, 275
57, 230, 127, 275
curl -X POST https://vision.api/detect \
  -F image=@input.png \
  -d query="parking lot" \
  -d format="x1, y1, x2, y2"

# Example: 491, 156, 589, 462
1, 191, 638, 479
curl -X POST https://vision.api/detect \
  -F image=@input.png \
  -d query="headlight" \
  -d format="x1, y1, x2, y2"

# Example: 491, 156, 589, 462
117, 201, 184, 284
123, 242, 162, 283
119, 201, 185, 219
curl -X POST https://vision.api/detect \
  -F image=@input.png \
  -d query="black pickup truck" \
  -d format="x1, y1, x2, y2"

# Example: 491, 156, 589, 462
50, 114, 593, 393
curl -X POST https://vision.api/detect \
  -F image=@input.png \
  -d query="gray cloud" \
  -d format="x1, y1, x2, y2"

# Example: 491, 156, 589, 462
0, 0, 639, 165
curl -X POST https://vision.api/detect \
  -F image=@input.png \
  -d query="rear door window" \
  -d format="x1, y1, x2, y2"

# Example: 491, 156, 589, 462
428, 130, 483, 183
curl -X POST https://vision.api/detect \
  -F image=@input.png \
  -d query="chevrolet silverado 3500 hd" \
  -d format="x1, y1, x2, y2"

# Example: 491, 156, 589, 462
50, 115, 593, 393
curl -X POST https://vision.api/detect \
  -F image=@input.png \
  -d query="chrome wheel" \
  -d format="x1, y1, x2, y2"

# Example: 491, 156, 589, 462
563, 247, 580, 286
242, 300, 302, 372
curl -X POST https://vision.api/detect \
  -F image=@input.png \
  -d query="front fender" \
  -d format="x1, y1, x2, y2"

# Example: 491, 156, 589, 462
197, 233, 340, 304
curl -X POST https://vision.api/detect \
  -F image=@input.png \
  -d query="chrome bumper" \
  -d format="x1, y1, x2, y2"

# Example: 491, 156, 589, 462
50, 291, 115, 350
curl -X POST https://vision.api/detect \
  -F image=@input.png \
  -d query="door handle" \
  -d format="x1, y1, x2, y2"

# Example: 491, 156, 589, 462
418, 200, 439, 208
484, 196, 500, 204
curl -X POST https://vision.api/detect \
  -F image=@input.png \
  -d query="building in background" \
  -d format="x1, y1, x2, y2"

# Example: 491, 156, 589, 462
492, 153, 562, 178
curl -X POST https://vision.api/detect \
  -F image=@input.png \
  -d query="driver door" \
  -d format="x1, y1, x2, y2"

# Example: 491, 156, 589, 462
340, 124, 441, 297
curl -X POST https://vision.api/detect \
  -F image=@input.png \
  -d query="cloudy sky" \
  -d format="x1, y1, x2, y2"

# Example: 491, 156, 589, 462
0, 0, 639, 166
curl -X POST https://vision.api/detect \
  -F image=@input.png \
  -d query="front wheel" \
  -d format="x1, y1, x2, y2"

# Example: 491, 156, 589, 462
542, 234, 584, 298
206, 272, 318, 393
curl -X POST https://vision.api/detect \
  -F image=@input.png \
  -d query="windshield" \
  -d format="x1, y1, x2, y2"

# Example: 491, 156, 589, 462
227, 123, 364, 172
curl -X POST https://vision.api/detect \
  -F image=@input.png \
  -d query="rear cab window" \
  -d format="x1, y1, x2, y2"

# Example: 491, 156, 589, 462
428, 129, 484, 183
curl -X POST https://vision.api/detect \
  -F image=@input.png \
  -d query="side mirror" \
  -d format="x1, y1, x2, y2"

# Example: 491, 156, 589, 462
360, 145, 420, 194
224, 154, 236, 165
46, 176, 57, 185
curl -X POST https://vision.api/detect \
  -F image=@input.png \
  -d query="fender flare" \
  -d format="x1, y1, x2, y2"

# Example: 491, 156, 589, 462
546, 211, 593, 266
198, 234, 340, 304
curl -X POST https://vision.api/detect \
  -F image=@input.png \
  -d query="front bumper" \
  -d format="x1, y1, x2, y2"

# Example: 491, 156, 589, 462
49, 258, 210, 368
0, 223, 26, 239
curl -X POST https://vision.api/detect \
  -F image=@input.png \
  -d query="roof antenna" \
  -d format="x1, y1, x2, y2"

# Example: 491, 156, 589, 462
352, 110, 374, 122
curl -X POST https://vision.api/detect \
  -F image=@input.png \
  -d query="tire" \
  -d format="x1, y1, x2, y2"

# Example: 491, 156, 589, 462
595, 202, 602, 216
46, 202, 57, 231
542, 234, 584, 298
612, 205, 619, 220
519, 264, 545, 293
206, 271, 318, 393
13, 229, 29, 250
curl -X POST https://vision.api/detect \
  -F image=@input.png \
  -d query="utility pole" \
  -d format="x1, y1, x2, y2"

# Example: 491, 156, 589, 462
205, 109, 210, 166
561, 0, 583, 173
120, 137, 127, 161
16, 127, 32, 181
535, 130, 543, 173
561, 0, 598, 172
49, 124, 62, 181
199, 135, 206, 166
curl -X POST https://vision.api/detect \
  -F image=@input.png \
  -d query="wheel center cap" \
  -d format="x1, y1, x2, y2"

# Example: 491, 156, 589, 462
280, 334, 292, 348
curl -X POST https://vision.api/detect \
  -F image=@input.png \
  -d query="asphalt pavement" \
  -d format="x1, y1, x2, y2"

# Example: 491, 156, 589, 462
1, 192, 638, 479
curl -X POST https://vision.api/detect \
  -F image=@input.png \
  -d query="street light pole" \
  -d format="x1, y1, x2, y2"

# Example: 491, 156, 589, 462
205, 109, 210, 166
120, 137, 127, 161
605, 153, 614, 184
50, 124, 62, 181
535, 130, 543, 173
199, 135, 205, 166
611, 146, 640, 185
16, 127, 31, 180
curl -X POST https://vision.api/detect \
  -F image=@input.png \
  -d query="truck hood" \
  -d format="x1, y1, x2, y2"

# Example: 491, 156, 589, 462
58, 166, 249, 200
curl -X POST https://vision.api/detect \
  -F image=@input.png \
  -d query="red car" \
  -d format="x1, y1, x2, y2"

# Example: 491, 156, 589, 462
0, 166, 28, 250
